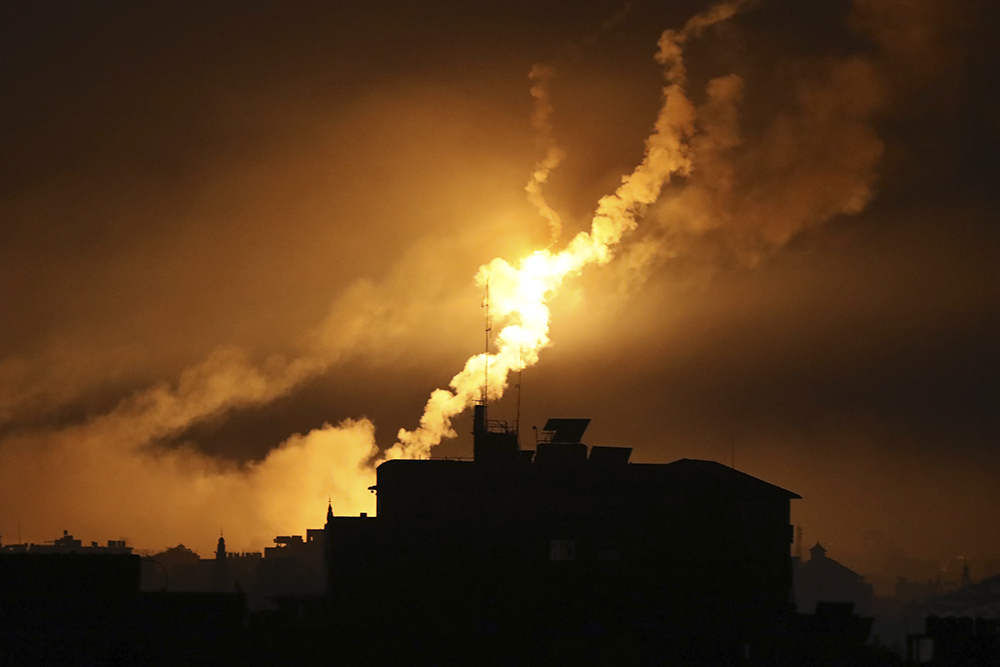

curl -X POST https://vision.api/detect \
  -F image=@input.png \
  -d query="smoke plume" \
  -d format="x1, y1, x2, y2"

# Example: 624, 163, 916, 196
633, 65, 885, 275
525, 63, 566, 244
386, 0, 751, 460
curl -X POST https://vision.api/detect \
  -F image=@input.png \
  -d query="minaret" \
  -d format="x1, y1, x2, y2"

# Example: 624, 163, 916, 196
213, 529, 228, 592
324, 500, 334, 556
324, 500, 335, 596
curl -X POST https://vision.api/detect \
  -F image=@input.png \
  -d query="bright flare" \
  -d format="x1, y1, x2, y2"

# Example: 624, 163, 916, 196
384, 1, 748, 461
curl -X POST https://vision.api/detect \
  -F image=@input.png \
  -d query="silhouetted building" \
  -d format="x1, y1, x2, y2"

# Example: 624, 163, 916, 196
757, 601, 879, 665
326, 407, 802, 664
0, 529, 131, 555
141, 526, 325, 613
796, 542, 874, 615
923, 572, 1000, 619
896, 574, 946, 605
0, 542, 245, 664
907, 615, 1000, 666
144, 543, 206, 591
257, 529, 326, 599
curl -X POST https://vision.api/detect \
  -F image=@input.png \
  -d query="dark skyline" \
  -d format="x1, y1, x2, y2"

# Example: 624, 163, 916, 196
1, 0, 998, 558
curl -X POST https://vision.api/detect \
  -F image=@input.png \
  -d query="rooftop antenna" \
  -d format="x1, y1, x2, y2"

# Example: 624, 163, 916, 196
514, 344, 523, 436
482, 279, 491, 422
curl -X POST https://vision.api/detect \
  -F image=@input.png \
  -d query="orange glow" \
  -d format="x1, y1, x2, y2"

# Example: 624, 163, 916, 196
384, 2, 749, 461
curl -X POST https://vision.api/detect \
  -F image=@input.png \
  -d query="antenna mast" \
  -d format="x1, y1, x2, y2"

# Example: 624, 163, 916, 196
482, 280, 491, 422
515, 345, 523, 436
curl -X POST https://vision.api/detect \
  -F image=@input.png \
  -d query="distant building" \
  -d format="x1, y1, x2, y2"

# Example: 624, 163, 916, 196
143, 544, 203, 591
144, 534, 263, 596
907, 615, 1000, 666
895, 574, 945, 605
923, 572, 1000, 619
796, 542, 874, 615
0, 529, 131, 555
142, 530, 324, 610
0, 533, 244, 664
257, 528, 326, 598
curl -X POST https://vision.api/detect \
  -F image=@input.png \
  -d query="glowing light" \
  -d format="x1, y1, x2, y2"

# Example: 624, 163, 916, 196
383, 1, 749, 461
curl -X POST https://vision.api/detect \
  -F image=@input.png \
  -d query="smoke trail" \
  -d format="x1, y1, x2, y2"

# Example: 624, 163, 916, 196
386, 1, 749, 460
525, 63, 566, 244
523, 1, 658, 246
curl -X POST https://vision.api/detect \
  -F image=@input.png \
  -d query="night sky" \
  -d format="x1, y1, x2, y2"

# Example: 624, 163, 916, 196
1, 0, 998, 559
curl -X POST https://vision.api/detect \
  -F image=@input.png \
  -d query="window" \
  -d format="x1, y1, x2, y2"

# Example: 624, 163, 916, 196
549, 539, 575, 562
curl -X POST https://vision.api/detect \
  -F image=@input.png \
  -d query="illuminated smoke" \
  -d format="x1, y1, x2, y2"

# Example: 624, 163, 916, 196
0, 280, 403, 553
0, 348, 377, 552
386, 1, 750, 461
0, 222, 505, 553
525, 63, 566, 244
523, 1, 660, 245
0, 407, 376, 552
632, 35, 887, 272
0, 0, 901, 552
